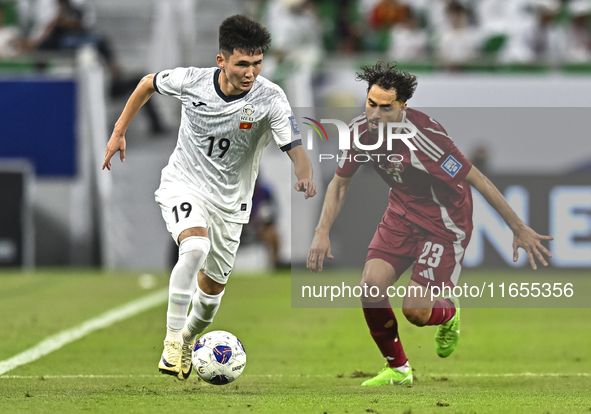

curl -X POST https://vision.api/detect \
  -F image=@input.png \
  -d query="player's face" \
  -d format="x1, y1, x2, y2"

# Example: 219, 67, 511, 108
365, 85, 407, 136
217, 49, 263, 94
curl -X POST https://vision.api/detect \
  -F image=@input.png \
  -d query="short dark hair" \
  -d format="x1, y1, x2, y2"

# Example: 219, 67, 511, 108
219, 15, 271, 56
355, 62, 418, 103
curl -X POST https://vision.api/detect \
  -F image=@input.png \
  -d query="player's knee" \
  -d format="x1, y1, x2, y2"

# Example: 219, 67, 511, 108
178, 236, 211, 270
359, 277, 384, 302
193, 286, 224, 321
402, 307, 430, 326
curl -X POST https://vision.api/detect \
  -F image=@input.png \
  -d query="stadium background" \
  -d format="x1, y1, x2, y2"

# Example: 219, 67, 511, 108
0, 1, 590, 412
0, 0, 591, 269
1, 0, 591, 271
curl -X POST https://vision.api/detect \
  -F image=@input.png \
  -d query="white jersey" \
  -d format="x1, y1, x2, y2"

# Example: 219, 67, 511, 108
154, 67, 301, 223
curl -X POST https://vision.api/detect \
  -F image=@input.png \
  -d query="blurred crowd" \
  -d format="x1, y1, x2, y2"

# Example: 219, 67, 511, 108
2, 0, 591, 68
254, 0, 591, 67
0, 0, 166, 133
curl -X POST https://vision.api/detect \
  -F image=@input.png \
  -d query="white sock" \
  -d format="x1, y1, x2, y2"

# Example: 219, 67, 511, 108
165, 329, 182, 343
395, 362, 410, 373
166, 236, 210, 332
183, 287, 224, 342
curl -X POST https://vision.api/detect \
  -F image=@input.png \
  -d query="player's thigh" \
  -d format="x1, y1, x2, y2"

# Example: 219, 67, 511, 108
410, 237, 463, 290
364, 210, 417, 300
197, 270, 225, 295
179, 227, 208, 243
403, 237, 464, 323
360, 259, 398, 303
155, 186, 210, 245
201, 211, 243, 286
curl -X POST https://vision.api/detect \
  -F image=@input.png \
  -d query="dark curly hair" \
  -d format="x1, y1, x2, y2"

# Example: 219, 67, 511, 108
219, 15, 271, 56
355, 62, 418, 103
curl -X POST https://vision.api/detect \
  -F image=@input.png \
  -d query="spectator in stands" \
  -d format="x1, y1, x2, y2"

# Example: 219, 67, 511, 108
31, 0, 116, 66
437, 2, 482, 67
565, 0, 591, 62
27, 0, 166, 134
387, 9, 427, 61
530, 0, 567, 63
0, 3, 21, 57
470, 145, 490, 175
266, 0, 322, 70
265, 0, 322, 106
368, 0, 409, 29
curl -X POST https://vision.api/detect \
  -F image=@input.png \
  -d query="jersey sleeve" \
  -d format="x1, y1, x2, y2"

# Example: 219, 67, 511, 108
269, 91, 302, 152
412, 122, 473, 186
153, 67, 189, 98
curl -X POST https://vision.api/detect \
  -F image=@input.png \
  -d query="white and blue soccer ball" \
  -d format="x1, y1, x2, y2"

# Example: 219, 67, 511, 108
192, 330, 246, 385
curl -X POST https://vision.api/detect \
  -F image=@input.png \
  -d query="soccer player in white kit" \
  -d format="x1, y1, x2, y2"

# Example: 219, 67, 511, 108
102, 15, 317, 380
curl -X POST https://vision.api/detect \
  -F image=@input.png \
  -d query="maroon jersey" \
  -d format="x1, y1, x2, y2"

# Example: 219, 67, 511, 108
336, 108, 473, 242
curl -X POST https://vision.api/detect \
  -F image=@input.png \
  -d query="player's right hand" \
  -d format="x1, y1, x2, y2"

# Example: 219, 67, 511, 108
102, 132, 126, 170
307, 231, 334, 273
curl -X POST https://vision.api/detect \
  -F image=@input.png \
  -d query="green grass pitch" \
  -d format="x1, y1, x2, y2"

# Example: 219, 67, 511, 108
0, 269, 590, 413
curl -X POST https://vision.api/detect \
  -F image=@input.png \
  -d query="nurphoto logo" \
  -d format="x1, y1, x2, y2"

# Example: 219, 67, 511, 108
302, 117, 418, 163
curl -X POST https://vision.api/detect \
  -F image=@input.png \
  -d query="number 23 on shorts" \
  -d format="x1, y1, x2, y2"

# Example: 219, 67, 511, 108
418, 241, 444, 268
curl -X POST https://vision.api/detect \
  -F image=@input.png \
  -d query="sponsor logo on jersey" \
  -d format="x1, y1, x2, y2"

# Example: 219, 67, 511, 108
289, 116, 301, 135
240, 104, 256, 123
193, 101, 207, 107
162, 72, 169, 79
441, 155, 463, 178
223, 269, 232, 277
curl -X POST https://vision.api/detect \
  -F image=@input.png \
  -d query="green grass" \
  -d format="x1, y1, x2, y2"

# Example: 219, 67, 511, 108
0, 269, 590, 413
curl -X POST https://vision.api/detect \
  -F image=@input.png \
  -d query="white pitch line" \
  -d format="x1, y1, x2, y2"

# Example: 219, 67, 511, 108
1, 373, 589, 380
0, 288, 168, 376
0, 375, 163, 379
432, 373, 591, 378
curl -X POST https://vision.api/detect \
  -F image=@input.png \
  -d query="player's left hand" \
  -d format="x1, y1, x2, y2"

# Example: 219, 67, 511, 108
294, 179, 317, 199
512, 224, 553, 270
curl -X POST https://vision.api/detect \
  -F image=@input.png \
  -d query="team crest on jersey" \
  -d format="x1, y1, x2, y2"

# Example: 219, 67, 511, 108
240, 104, 256, 123
390, 154, 404, 172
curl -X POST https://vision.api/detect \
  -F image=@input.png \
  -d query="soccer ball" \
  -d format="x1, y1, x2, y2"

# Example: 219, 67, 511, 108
192, 330, 246, 385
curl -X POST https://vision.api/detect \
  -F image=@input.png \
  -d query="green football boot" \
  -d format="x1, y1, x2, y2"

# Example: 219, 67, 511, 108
435, 297, 460, 358
360, 364, 413, 386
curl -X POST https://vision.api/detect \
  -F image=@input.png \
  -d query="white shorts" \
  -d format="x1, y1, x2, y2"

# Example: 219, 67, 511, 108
155, 184, 243, 285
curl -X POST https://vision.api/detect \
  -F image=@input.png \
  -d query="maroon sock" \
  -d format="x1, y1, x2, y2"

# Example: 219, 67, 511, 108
426, 299, 456, 325
362, 298, 408, 368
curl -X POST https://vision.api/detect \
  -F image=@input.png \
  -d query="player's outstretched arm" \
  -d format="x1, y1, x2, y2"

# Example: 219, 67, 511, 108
463, 166, 553, 269
307, 174, 353, 273
287, 146, 317, 199
102, 74, 157, 170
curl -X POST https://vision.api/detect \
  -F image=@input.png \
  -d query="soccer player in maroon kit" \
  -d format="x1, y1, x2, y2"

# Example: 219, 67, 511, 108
307, 62, 553, 386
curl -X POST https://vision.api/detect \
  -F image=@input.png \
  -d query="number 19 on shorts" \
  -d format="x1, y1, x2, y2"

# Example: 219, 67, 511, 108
172, 202, 192, 223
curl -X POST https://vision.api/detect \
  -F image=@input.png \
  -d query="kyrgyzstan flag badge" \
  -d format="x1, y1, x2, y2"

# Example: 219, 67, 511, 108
239, 122, 252, 130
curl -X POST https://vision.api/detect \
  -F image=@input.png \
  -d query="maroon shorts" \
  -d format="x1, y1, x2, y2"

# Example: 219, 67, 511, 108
366, 209, 470, 288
